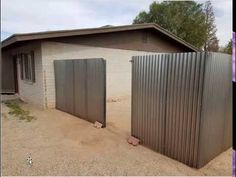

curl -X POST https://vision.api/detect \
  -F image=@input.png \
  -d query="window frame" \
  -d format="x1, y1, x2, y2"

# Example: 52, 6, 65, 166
20, 51, 36, 83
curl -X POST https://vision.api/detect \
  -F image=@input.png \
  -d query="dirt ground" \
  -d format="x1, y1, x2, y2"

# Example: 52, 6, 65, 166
1, 97, 232, 176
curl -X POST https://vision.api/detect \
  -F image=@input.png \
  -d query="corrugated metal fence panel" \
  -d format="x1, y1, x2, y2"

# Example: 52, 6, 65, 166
54, 60, 70, 113
165, 52, 206, 168
55, 60, 75, 114
54, 58, 106, 127
74, 60, 87, 118
131, 52, 231, 168
197, 53, 232, 168
87, 59, 106, 126
132, 54, 169, 153
65, 60, 75, 114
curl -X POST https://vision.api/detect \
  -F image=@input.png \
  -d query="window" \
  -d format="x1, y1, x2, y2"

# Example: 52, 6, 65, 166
20, 51, 35, 82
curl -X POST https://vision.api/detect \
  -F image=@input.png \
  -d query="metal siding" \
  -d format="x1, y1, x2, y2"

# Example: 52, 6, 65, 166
65, 60, 74, 114
54, 60, 66, 111
131, 52, 231, 168
54, 58, 106, 127
164, 52, 206, 167
131, 54, 168, 153
87, 59, 106, 126
74, 60, 87, 118
54, 60, 74, 114
197, 53, 232, 168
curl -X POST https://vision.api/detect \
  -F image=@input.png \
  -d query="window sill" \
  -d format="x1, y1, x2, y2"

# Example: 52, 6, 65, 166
23, 80, 35, 85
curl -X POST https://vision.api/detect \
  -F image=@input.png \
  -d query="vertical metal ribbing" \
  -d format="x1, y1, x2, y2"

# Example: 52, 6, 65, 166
164, 52, 201, 165
154, 55, 160, 151
162, 54, 169, 154
54, 58, 106, 127
85, 59, 88, 119
103, 59, 106, 127
131, 54, 167, 153
172, 53, 180, 159
193, 52, 206, 167
159, 55, 164, 153
131, 56, 135, 136
167, 53, 175, 157
188, 52, 200, 167
181, 53, 191, 163
158, 54, 166, 152
183, 53, 194, 164
65, 60, 74, 114
144, 55, 148, 146
176, 53, 186, 160
136, 56, 140, 138
136, 56, 141, 136
131, 52, 231, 168
164, 54, 170, 156
185, 53, 197, 165
152, 55, 158, 150
141, 56, 145, 143
148, 55, 154, 149
197, 52, 232, 168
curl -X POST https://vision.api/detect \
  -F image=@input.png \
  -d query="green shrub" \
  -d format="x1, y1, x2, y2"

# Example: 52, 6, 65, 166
4, 100, 35, 122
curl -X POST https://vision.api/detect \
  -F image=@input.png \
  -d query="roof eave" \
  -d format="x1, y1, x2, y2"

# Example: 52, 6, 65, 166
1, 24, 154, 48
1, 23, 200, 51
152, 24, 200, 52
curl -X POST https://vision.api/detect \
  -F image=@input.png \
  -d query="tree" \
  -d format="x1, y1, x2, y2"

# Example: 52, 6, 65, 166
220, 40, 232, 54
203, 1, 219, 52
133, 1, 208, 48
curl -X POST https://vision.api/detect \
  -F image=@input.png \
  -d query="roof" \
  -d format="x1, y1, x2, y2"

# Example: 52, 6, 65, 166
1, 23, 199, 51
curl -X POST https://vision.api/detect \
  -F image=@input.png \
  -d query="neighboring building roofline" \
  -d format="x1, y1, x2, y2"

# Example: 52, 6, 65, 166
1, 23, 200, 51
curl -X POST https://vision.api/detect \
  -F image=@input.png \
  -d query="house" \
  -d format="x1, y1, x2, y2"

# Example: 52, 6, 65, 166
1, 23, 198, 108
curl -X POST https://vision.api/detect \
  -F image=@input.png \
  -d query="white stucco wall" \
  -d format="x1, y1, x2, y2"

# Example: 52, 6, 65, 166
41, 42, 155, 108
14, 43, 45, 108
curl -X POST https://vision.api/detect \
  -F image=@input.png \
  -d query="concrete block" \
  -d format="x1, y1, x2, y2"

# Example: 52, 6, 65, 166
94, 121, 103, 128
127, 136, 140, 146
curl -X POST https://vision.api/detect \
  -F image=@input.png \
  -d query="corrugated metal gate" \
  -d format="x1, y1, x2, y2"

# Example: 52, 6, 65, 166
131, 52, 231, 168
54, 58, 106, 127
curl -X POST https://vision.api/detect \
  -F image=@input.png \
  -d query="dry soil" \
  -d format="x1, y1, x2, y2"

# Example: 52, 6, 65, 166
1, 97, 232, 176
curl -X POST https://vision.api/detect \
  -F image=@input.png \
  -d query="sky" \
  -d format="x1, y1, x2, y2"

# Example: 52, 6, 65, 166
1, 0, 232, 46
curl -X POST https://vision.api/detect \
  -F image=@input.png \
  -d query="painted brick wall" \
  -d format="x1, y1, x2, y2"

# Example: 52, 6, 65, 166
41, 42, 156, 108
14, 43, 45, 108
